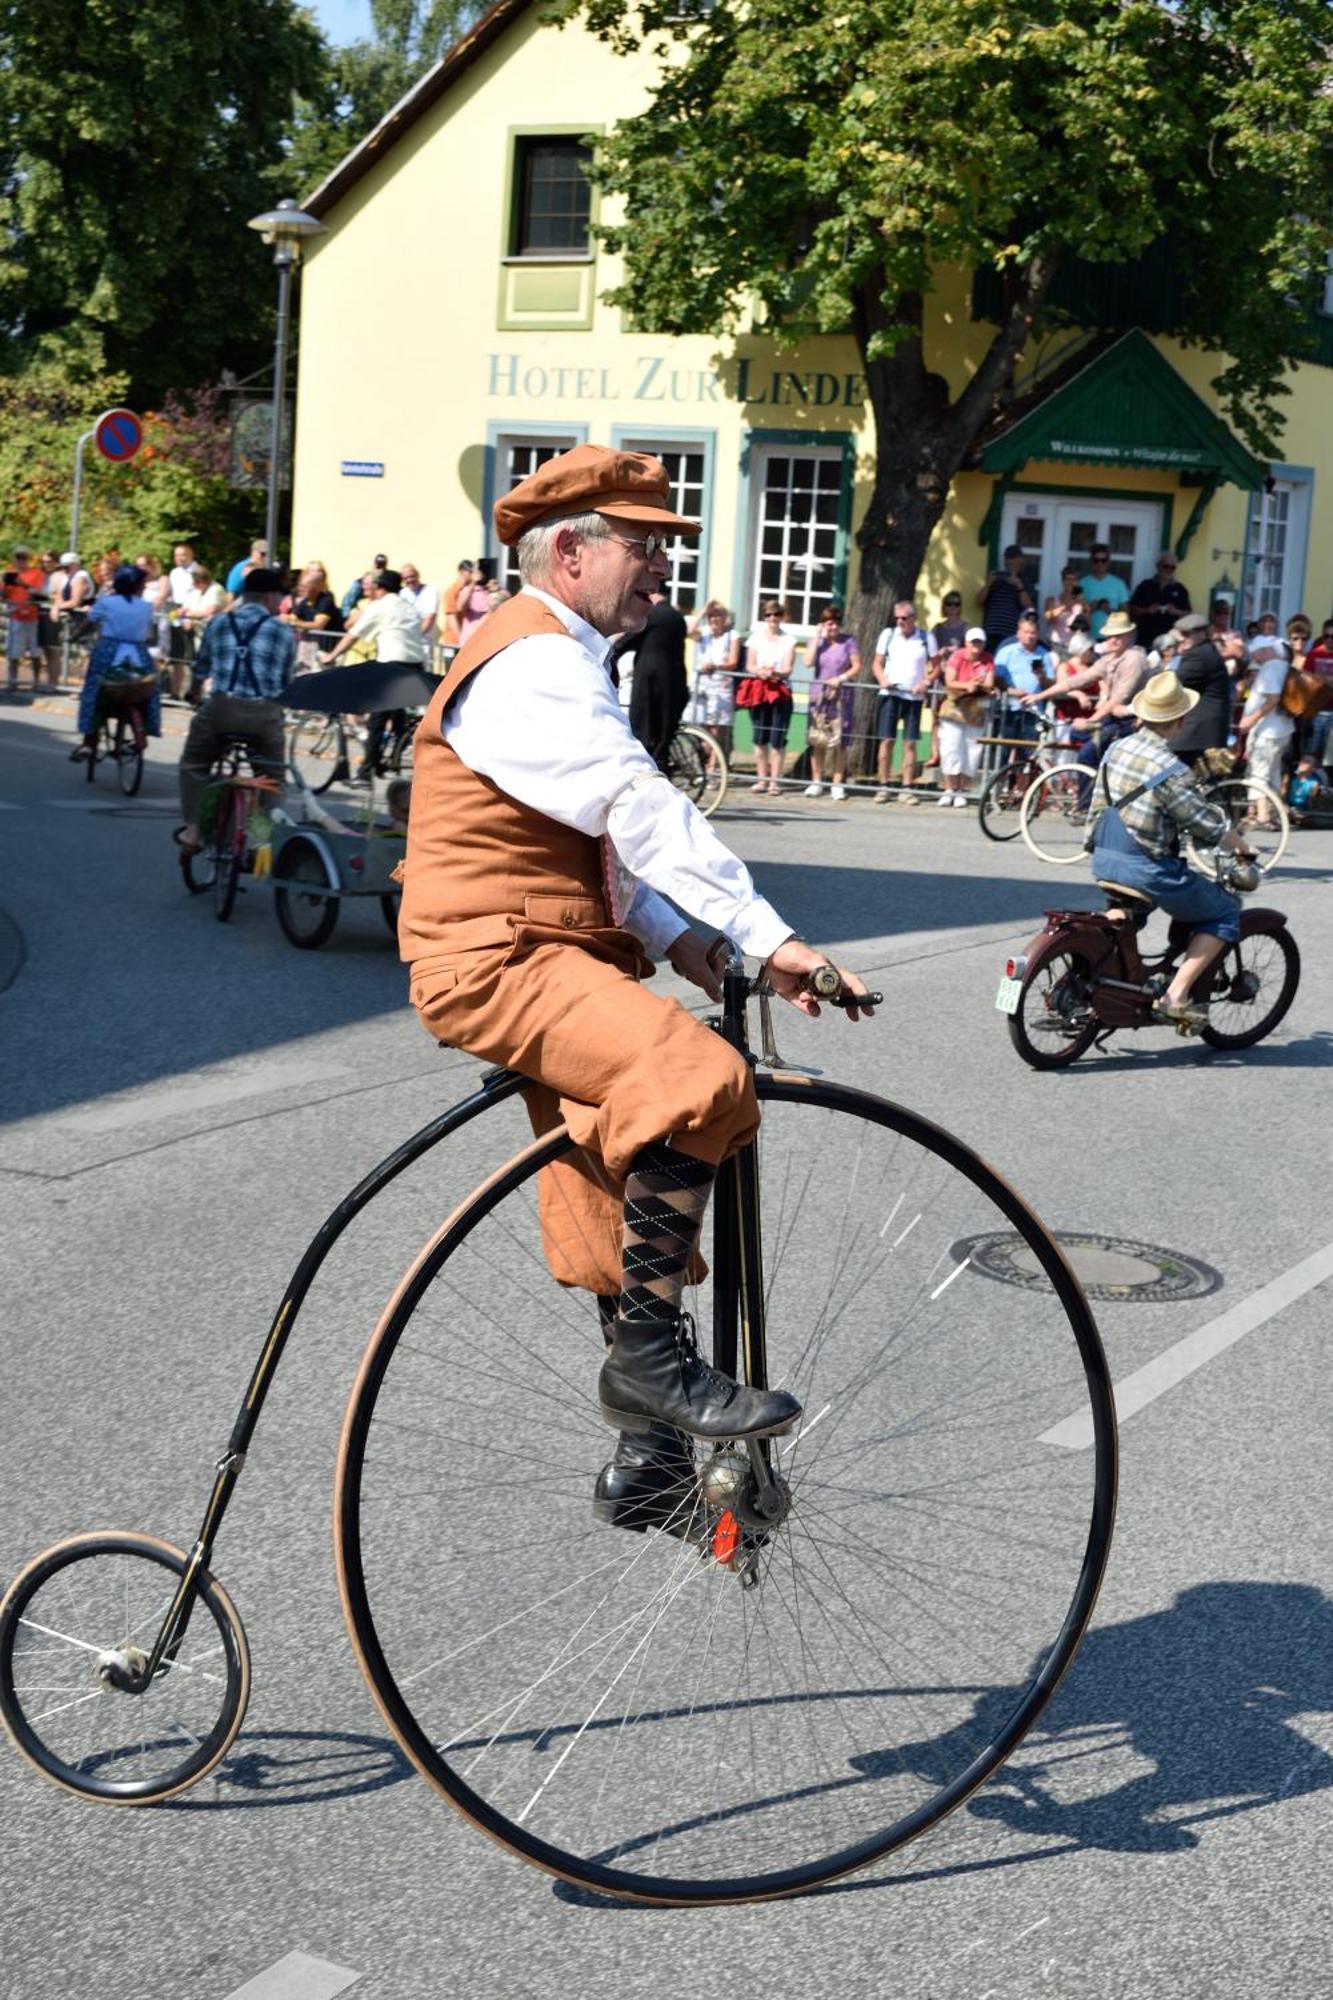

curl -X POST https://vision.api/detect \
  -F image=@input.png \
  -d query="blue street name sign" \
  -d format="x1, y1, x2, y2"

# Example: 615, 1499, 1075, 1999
341, 460, 385, 478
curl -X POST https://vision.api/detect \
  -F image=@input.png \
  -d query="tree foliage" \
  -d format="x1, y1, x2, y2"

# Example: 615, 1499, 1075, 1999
0, 363, 261, 565
282, 0, 483, 197
0, 0, 324, 401
575, 0, 1333, 612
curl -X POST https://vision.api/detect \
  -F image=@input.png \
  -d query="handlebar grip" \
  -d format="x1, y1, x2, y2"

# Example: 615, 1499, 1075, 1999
803, 965, 883, 1008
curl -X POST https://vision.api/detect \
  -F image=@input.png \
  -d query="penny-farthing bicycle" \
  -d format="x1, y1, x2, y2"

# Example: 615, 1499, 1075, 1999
0, 957, 1116, 1906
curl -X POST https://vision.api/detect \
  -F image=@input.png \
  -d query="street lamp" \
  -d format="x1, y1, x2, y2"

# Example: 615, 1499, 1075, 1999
247, 198, 324, 567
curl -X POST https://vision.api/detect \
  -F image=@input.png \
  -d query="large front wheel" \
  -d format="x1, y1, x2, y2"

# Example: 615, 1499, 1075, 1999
336, 1077, 1116, 1905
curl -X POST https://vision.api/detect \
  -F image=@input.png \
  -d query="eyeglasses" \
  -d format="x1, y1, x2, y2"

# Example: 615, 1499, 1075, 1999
610, 531, 671, 560
1090, 554, 1109, 563
895, 614, 916, 623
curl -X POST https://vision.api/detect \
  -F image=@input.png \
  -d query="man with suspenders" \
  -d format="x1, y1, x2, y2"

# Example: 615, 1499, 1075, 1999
176, 567, 295, 856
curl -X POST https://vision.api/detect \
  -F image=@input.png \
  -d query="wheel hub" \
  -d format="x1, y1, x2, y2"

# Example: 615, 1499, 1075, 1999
698, 1449, 792, 1579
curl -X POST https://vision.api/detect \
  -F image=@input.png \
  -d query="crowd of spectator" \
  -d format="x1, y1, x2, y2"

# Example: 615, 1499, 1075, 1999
3, 532, 1330, 821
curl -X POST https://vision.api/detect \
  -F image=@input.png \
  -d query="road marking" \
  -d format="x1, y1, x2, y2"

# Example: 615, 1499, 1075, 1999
222, 1951, 361, 2000
52, 1058, 347, 1134
1042, 1238, 1333, 1450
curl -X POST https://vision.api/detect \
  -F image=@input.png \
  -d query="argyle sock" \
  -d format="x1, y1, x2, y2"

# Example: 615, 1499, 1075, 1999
619, 1142, 715, 1324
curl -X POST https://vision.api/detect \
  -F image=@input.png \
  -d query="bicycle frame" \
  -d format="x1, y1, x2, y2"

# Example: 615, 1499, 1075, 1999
125, 954, 863, 1684
124, 964, 785, 1687
129, 1068, 528, 1686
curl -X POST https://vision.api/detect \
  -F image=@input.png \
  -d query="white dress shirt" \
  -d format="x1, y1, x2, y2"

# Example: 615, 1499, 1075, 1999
444, 586, 792, 961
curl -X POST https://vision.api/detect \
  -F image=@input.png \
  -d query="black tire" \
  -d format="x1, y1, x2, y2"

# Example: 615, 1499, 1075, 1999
380, 891, 400, 939
275, 838, 340, 948
288, 716, 346, 795
213, 788, 245, 924
977, 757, 1038, 842
1199, 927, 1300, 1050
336, 1075, 1116, 1905
114, 712, 144, 797
181, 844, 217, 895
1008, 948, 1100, 1069
0, 1531, 249, 1805
388, 719, 417, 776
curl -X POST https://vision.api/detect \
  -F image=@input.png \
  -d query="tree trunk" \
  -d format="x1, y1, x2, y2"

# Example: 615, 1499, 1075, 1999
843, 265, 1056, 776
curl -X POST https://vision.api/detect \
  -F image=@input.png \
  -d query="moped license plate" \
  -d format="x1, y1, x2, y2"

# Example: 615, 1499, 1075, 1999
994, 975, 1024, 1016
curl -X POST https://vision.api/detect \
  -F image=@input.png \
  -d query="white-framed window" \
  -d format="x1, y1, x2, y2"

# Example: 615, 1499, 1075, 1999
748, 446, 844, 628
492, 433, 581, 592
1244, 476, 1311, 628
1000, 494, 1165, 609
618, 439, 706, 611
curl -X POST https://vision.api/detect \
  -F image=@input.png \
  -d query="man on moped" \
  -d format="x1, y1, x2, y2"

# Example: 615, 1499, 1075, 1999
1088, 671, 1255, 1028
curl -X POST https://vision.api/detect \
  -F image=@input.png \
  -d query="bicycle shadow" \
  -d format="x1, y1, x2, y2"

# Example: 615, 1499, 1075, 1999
80, 1727, 415, 1809
554, 1580, 1333, 1907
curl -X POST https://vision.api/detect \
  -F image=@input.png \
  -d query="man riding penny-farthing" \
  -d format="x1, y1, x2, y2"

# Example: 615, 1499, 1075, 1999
398, 444, 873, 1513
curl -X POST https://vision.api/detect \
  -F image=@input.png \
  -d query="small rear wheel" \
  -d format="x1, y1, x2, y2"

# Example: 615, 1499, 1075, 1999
1199, 927, 1299, 1049
275, 838, 340, 948
0, 1530, 249, 1804
1008, 948, 1100, 1068
1020, 766, 1099, 865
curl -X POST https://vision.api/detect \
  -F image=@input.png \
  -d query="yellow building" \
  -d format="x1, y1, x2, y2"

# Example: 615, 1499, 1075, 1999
293, 0, 1333, 635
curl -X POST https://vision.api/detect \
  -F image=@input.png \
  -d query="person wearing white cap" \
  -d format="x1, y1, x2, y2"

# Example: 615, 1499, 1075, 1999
1088, 671, 1257, 1026
934, 629, 995, 804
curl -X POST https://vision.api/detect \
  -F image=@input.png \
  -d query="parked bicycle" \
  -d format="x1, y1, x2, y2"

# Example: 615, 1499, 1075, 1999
666, 722, 728, 817
81, 672, 156, 797
1019, 751, 1290, 872
976, 717, 1084, 842
179, 738, 280, 923
0, 954, 1115, 1906
286, 710, 419, 794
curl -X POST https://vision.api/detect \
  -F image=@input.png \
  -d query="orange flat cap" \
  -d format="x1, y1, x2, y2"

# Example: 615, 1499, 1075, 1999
493, 443, 701, 548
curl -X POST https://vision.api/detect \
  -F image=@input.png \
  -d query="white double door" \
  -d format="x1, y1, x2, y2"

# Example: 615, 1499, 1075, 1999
1000, 494, 1166, 608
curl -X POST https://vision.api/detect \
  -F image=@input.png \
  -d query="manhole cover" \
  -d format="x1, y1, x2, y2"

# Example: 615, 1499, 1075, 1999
949, 1231, 1223, 1304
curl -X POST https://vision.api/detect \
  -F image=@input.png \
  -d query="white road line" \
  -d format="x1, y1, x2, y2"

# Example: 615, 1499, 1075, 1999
1041, 1238, 1333, 1450
221, 1950, 361, 2000
52, 1059, 346, 1134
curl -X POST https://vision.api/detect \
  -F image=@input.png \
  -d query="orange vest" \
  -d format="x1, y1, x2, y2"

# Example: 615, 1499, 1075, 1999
397, 591, 626, 964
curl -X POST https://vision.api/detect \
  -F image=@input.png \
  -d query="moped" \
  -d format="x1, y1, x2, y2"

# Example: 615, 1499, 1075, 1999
997, 866, 1299, 1069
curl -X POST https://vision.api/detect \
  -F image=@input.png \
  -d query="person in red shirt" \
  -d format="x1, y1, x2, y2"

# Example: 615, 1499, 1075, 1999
3, 546, 46, 695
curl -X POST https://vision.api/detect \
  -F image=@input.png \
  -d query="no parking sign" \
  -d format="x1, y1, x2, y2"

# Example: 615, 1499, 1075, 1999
93, 408, 143, 463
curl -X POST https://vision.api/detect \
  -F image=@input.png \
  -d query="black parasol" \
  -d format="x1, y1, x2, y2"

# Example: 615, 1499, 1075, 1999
285, 661, 442, 714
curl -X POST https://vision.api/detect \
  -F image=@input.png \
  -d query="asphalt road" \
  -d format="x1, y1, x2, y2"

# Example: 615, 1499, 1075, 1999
2, 695, 1332, 1999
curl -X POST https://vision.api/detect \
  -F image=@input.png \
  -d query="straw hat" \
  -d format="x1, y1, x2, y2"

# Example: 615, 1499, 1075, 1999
1101, 611, 1136, 639
1131, 671, 1200, 725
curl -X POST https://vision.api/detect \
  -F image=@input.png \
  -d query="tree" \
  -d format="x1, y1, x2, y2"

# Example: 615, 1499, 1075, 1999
0, 363, 260, 566
573, 0, 1333, 640
282, 0, 484, 197
0, 0, 324, 401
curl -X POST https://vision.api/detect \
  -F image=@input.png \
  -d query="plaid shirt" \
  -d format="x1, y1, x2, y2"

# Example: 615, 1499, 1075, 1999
1093, 728, 1228, 860
197, 603, 295, 701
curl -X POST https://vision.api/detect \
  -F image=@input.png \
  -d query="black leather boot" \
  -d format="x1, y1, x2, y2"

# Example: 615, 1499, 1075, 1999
599, 1315, 801, 1441
592, 1423, 698, 1534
